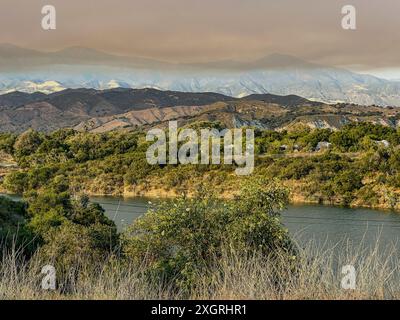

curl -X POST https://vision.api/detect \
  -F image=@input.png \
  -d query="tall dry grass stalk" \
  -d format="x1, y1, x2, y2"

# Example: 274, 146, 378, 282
1, 237, 399, 300
194, 237, 400, 300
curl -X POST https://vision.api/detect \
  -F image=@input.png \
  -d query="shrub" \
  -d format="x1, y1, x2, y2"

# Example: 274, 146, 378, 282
279, 159, 314, 180
3, 172, 29, 194
332, 170, 363, 205
0, 133, 17, 154
122, 178, 294, 292
25, 189, 117, 244
37, 221, 117, 280
0, 196, 36, 255
13, 129, 43, 159
357, 185, 379, 207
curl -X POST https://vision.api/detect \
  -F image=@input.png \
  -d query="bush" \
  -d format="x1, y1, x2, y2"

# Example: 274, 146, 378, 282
25, 189, 117, 244
0, 133, 16, 154
3, 172, 29, 194
0, 196, 36, 255
37, 221, 117, 279
333, 170, 363, 194
24, 190, 118, 289
13, 129, 43, 160
279, 158, 314, 180
122, 178, 294, 292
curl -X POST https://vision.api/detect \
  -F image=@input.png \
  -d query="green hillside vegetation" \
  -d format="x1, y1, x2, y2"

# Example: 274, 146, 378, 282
0, 122, 399, 209
0, 122, 399, 298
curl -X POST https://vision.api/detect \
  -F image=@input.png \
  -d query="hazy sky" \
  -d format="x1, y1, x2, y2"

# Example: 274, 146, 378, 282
1, 0, 399, 72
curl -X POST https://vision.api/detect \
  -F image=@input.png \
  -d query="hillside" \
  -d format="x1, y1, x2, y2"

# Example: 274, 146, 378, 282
0, 88, 233, 132
0, 88, 399, 133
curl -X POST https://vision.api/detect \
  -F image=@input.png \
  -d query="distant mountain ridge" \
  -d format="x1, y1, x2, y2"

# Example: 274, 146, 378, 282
0, 88, 242, 132
0, 88, 399, 133
1, 44, 400, 107
0, 88, 233, 112
0, 44, 172, 71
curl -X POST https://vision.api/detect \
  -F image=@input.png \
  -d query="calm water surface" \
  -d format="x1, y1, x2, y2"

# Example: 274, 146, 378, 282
91, 196, 400, 250
4, 193, 399, 250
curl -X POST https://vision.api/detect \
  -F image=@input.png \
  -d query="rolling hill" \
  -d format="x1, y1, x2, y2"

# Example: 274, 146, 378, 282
0, 88, 399, 133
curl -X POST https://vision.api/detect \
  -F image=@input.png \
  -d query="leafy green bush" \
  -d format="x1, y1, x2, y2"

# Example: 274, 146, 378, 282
329, 123, 397, 152
0, 196, 36, 255
0, 133, 17, 154
300, 128, 332, 150
13, 129, 44, 161
25, 186, 117, 243
122, 178, 294, 291
333, 170, 363, 205
279, 158, 314, 180
37, 221, 117, 279
3, 172, 29, 194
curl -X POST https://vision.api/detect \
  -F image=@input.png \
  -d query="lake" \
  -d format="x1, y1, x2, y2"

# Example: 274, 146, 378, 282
91, 196, 400, 251
3, 193, 400, 251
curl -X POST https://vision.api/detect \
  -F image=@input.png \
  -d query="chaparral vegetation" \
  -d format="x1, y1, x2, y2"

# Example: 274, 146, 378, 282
0, 122, 399, 209
0, 122, 399, 299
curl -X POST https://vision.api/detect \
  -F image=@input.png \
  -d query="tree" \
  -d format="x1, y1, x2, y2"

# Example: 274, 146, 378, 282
13, 129, 43, 159
0, 133, 17, 154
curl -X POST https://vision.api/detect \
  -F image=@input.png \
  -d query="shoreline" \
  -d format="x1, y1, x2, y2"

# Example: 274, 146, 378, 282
85, 188, 400, 213
2, 184, 398, 213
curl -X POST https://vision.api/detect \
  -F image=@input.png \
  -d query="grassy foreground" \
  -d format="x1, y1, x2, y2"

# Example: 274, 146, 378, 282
0, 176, 398, 300
1, 239, 399, 300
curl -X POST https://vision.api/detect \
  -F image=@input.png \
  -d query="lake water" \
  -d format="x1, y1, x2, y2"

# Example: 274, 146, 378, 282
91, 196, 400, 251
3, 193, 400, 251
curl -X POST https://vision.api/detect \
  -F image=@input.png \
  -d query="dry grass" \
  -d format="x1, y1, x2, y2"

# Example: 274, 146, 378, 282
195, 239, 400, 300
1, 238, 399, 300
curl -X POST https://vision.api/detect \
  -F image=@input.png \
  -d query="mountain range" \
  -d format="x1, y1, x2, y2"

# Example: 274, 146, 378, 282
0, 88, 399, 133
1, 44, 400, 107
